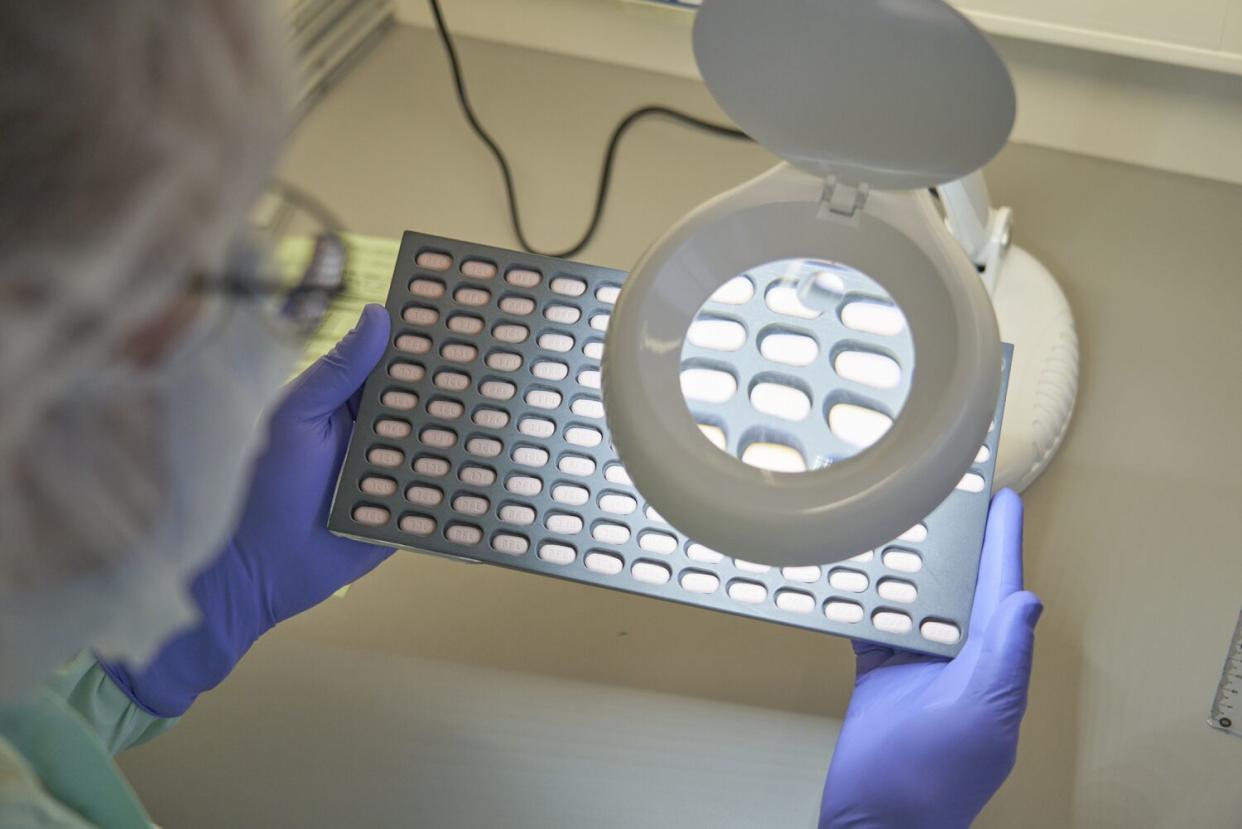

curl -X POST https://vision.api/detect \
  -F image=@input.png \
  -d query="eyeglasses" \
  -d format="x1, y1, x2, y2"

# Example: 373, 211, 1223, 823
193, 179, 349, 338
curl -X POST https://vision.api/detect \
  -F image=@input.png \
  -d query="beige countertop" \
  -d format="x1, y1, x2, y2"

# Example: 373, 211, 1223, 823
120, 24, 1242, 828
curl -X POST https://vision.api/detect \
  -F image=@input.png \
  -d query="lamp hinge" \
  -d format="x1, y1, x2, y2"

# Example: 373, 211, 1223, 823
819, 176, 870, 218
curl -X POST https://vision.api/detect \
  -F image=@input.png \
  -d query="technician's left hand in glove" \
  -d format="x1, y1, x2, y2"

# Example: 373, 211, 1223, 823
818, 489, 1042, 829
101, 304, 394, 717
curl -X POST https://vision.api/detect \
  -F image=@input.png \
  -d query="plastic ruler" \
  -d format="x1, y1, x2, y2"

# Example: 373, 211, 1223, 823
1209, 608, 1242, 737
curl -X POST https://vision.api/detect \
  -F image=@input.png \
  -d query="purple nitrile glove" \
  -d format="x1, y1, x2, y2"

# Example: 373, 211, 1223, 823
101, 304, 394, 718
819, 489, 1043, 829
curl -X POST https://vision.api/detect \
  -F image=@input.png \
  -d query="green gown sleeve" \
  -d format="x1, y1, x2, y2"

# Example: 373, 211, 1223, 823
41, 653, 177, 756
0, 654, 167, 828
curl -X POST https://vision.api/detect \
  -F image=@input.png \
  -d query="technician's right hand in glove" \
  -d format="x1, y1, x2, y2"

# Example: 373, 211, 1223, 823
820, 489, 1043, 829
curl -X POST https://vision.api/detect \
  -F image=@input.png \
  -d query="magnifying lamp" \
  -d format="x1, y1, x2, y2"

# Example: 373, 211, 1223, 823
602, 0, 1069, 568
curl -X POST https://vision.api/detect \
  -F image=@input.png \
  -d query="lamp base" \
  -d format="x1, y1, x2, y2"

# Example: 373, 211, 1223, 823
989, 244, 1079, 492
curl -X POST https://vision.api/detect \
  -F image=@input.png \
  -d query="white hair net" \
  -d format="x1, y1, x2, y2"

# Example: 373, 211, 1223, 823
0, 0, 294, 686
0, 1, 290, 459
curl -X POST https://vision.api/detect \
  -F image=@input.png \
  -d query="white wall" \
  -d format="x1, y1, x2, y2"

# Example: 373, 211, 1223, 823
960, 0, 1242, 73
396, 0, 1242, 186
1224, 0, 1242, 52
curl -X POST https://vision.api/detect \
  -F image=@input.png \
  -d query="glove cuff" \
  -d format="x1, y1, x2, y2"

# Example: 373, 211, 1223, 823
97, 539, 271, 718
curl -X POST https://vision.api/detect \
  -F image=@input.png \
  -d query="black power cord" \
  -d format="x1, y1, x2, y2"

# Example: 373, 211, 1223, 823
428, 0, 751, 259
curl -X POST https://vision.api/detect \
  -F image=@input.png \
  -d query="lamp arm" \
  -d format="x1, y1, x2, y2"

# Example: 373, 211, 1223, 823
937, 171, 1012, 293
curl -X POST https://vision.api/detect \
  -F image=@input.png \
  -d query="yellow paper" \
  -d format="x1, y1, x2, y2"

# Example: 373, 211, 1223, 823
275, 232, 402, 374
277, 233, 401, 601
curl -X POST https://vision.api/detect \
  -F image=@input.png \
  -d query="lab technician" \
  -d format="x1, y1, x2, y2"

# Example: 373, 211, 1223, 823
0, 3, 1043, 827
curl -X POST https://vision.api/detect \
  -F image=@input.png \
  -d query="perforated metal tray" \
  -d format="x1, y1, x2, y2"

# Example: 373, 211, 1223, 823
328, 232, 1012, 656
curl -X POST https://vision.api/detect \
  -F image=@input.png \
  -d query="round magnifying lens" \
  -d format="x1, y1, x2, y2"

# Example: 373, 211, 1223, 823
680, 257, 912, 477
603, 190, 1000, 568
